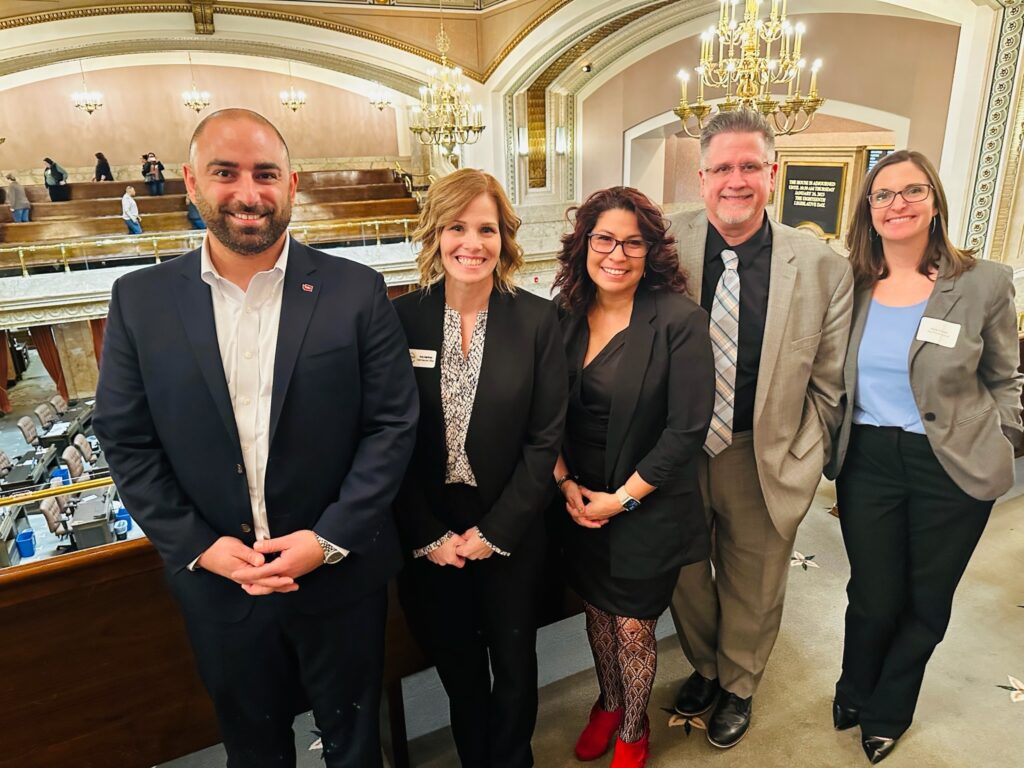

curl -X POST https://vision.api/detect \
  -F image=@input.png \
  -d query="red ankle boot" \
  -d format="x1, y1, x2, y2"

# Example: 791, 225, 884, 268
574, 700, 623, 761
610, 719, 650, 768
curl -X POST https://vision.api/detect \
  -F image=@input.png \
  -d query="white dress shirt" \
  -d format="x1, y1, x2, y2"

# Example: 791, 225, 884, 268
197, 235, 344, 561
121, 193, 139, 222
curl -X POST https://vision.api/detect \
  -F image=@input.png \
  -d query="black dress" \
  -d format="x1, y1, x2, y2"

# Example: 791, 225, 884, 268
561, 324, 679, 620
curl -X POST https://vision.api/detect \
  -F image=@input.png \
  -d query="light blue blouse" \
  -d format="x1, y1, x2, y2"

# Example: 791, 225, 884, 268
853, 299, 929, 435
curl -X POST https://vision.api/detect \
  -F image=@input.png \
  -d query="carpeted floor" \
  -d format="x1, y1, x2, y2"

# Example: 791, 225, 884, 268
162, 477, 1024, 767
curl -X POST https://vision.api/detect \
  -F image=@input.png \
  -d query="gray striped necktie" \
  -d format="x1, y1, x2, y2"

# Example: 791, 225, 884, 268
704, 248, 740, 457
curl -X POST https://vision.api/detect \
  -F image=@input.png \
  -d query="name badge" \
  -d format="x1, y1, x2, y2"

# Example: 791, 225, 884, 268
410, 349, 437, 368
916, 317, 960, 348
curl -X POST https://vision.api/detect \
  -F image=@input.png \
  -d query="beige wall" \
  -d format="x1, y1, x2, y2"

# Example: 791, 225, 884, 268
0, 64, 399, 173
582, 13, 958, 199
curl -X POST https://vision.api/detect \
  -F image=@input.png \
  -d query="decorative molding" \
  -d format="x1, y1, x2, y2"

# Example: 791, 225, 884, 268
0, 38, 424, 97
0, 1, 573, 84
966, 0, 1023, 255
0, 4, 189, 31
0, 300, 112, 331
191, 0, 214, 35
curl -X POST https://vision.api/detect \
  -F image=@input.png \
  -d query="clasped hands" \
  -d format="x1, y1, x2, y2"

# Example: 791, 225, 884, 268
426, 528, 494, 568
562, 480, 622, 529
197, 531, 325, 596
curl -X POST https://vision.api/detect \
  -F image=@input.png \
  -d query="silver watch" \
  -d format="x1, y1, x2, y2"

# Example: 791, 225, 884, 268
315, 533, 344, 565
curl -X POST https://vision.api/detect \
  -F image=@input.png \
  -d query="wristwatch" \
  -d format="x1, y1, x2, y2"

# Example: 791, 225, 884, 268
615, 486, 641, 512
314, 533, 345, 565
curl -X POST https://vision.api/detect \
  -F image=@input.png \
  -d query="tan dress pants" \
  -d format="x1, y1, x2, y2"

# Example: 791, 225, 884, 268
669, 432, 796, 699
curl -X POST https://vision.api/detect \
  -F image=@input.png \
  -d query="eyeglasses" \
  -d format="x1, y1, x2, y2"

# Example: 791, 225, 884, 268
866, 183, 934, 208
703, 161, 772, 178
587, 232, 650, 258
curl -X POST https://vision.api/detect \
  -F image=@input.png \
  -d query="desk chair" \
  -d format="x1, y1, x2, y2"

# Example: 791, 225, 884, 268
73, 433, 106, 470
39, 497, 75, 553
0, 449, 11, 478
34, 403, 58, 430
49, 394, 69, 416
61, 445, 91, 484
17, 416, 40, 448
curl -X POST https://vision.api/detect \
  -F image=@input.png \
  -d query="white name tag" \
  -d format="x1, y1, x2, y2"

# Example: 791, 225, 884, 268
916, 317, 961, 348
410, 349, 437, 368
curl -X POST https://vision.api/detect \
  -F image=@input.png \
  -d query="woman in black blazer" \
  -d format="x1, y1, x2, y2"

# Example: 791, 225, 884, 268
551, 187, 714, 767
393, 168, 567, 768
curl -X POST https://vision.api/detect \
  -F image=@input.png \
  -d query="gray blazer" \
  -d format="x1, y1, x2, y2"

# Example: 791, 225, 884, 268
668, 209, 854, 540
826, 258, 1023, 500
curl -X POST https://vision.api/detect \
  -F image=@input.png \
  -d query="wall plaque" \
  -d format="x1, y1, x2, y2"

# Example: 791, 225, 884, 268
778, 162, 848, 239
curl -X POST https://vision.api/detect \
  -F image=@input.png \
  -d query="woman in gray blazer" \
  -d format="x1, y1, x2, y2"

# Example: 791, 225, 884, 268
826, 150, 1023, 764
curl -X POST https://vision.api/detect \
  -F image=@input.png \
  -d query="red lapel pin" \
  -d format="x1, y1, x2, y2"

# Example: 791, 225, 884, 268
301, 283, 314, 293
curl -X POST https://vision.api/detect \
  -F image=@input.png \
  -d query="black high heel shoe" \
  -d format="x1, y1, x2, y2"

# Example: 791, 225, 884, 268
861, 735, 897, 764
832, 701, 859, 730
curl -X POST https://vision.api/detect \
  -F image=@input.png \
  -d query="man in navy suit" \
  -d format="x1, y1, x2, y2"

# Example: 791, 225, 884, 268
93, 109, 418, 767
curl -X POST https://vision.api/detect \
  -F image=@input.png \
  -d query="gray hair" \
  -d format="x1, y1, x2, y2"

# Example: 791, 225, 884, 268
699, 110, 776, 165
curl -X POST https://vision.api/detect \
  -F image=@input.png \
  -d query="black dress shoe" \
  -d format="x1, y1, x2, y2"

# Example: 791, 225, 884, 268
862, 735, 897, 764
673, 671, 720, 716
706, 692, 752, 749
833, 701, 860, 730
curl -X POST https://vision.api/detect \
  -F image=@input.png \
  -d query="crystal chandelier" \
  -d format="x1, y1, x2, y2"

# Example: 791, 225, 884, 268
675, 0, 824, 137
280, 62, 307, 113
368, 82, 392, 111
182, 53, 211, 114
408, 2, 485, 163
72, 60, 103, 115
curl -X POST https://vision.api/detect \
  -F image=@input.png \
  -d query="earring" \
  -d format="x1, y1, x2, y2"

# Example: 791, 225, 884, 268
930, 216, 937, 234
869, 226, 878, 240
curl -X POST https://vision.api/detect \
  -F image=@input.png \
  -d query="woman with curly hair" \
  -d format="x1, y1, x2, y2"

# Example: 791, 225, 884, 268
551, 187, 714, 767
393, 168, 567, 767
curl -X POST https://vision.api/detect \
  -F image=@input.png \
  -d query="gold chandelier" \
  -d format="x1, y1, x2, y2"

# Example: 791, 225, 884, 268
675, 0, 824, 137
368, 82, 392, 111
72, 60, 103, 116
280, 62, 307, 113
408, 2, 485, 163
182, 54, 211, 114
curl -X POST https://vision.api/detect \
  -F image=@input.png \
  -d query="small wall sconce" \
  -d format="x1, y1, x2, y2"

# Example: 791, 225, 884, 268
517, 127, 529, 157
555, 126, 567, 155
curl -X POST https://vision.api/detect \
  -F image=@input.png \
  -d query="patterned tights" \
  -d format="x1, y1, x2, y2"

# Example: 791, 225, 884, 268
584, 601, 658, 743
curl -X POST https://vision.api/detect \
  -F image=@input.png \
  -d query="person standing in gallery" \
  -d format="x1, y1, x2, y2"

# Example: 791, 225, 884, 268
95, 108, 418, 768
666, 109, 853, 748
393, 168, 567, 768
553, 186, 714, 768
826, 150, 1022, 764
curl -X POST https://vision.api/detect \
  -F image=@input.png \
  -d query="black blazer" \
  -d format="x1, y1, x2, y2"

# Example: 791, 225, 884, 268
93, 241, 419, 621
393, 283, 568, 554
561, 285, 715, 579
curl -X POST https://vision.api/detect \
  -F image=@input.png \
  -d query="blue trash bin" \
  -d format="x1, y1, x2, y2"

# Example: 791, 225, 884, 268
50, 466, 70, 484
114, 508, 132, 532
15, 530, 36, 558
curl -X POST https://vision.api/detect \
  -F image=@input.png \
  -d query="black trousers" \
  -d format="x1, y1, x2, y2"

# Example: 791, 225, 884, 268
181, 586, 388, 768
399, 484, 544, 768
835, 425, 992, 738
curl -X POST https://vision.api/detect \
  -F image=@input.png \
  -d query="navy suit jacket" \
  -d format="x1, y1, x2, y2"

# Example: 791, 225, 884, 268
93, 240, 418, 622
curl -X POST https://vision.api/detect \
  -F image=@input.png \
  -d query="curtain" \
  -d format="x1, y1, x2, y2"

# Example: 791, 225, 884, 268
89, 318, 107, 367
0, 331, 11, 414
28, 325, 69, 401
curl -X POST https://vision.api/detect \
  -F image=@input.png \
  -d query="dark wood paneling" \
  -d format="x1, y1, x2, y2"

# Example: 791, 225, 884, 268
0, 541, 219, 768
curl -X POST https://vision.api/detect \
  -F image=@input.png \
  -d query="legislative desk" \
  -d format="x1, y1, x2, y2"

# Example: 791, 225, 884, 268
0, 446, 57, 494
37, 416, 83, 450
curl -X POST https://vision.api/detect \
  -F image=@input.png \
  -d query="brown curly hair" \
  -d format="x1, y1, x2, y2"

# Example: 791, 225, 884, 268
553, 186, 687, 313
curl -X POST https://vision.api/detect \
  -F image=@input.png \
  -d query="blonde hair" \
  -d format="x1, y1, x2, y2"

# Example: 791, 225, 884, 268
846, 150, 974, 289
412, 168, 523, 293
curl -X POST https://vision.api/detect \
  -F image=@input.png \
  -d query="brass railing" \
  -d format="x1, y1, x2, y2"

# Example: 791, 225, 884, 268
1, 475, 114, 508
0, 216, 419, 277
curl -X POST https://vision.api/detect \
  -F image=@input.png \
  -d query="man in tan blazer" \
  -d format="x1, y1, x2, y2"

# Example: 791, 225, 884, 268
667, 110, 853, 748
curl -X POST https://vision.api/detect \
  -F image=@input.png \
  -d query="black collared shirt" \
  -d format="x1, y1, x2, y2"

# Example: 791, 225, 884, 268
701, 214, 772, 434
